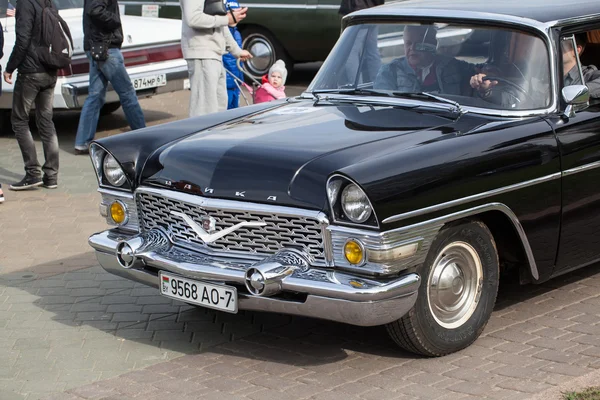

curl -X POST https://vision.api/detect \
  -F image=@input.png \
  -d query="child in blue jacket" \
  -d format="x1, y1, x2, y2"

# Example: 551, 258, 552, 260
223, 1, 245, 109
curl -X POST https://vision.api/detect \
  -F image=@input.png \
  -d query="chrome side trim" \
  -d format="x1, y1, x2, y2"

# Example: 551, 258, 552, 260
329, 223, 441, 275
562, 160, 600, 177
382, 172, 561, 224
383, 202, 539, 281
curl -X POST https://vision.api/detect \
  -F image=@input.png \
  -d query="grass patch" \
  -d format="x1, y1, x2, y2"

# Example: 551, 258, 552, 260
563, 387, 600, 400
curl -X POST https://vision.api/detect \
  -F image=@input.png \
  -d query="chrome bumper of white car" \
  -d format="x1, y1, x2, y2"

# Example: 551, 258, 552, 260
89, 228, 421, 327
60, 62, 188, 109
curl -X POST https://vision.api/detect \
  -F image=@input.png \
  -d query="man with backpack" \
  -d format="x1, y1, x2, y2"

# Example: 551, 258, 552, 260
3, 0, 73, 190
73, 0, 146, 155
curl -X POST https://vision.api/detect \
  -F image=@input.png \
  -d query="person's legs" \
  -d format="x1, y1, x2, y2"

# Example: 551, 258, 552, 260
100, 49, 145, 130
11, 73, 43, 189
187, 59, 222, 117
0, 183, 4, 203
75, 53, 108, 151
216, 63, 228, 113
34, 73, 59, 186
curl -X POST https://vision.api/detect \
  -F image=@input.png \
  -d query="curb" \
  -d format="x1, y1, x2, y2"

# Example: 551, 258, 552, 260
527, 368, 600, 400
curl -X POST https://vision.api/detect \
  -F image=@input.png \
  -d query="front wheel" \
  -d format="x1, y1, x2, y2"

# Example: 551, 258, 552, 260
386, 220, 499, 356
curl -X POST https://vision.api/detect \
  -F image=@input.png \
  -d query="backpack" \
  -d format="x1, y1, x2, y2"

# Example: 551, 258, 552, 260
35, 0, 74, 70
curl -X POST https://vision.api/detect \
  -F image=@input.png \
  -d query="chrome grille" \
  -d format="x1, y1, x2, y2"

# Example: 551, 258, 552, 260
136, 191, 326, 263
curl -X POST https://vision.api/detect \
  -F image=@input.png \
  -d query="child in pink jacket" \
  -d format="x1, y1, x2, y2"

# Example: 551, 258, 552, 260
252, 60, 287, 103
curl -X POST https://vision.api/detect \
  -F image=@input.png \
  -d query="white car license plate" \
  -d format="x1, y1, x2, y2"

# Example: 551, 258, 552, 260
159, 272, 237, 313
133, 74, 167, 90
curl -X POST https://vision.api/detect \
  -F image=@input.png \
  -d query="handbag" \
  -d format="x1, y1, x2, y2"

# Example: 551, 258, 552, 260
204, 0, 227, 16
90, 40, 110, 62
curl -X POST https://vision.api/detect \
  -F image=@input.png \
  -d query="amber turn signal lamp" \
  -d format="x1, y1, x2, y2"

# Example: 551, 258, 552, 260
110, 201, 127, 225
344, 239, 365, 265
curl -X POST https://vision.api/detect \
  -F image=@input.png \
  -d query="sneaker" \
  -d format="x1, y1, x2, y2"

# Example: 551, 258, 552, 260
42, 178, 58, 189
74, 145, 89, 155
9, 176, 43, 191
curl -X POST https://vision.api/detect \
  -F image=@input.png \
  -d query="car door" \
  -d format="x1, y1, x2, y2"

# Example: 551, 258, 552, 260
240, 0, 316, 61
551, 30, 600, 275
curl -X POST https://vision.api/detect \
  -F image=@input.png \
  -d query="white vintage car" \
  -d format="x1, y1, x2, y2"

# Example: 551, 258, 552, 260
0, 0, 188, 124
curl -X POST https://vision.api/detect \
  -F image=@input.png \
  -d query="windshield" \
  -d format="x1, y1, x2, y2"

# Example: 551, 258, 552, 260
308, 22, 552, 111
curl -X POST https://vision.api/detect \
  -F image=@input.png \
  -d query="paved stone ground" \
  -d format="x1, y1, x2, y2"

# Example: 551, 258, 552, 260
1, 70, 600, 400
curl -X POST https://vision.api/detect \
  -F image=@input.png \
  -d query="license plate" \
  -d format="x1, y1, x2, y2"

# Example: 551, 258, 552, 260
159, 272, 237, 313
133, 74, 167, 90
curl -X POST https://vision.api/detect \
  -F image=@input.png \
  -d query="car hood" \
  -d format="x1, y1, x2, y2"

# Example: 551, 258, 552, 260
144, 100, 493, 210
57, 9, 182, 55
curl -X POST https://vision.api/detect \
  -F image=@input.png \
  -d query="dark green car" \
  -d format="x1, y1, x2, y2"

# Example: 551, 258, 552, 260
119, 0, 343, 76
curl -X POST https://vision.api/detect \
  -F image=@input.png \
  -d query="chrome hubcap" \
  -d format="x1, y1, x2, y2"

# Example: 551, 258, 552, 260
244, 35, 275, 77
427, 242, 483, 329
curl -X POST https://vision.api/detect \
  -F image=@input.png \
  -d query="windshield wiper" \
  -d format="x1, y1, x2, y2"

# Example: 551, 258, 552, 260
391, 92, 465, 115
311, 89, 465, 116
312, 88, 393, 97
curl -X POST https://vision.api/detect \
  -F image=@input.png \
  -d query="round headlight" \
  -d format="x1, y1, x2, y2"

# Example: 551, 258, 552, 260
103, 154, 127, 187
341, 184, 372, 223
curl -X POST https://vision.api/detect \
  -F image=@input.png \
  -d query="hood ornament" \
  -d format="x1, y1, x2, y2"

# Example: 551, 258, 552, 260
170, 211, 266, 244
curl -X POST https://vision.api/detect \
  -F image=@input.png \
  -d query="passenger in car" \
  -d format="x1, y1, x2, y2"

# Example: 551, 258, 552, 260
562, 33, 600, 98
373, 25, 479, 95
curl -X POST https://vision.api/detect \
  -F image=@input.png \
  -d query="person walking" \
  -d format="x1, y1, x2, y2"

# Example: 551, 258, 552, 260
74, 0, 146, 155
4, 0, 64, 190
180, 0, 253, 117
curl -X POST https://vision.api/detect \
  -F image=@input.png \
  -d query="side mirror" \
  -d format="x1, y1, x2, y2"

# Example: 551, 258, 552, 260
562, 84, 589, 118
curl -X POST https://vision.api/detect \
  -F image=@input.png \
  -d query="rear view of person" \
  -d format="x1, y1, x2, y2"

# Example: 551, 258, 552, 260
74, 0, 146, 155
4, 0, 72, 190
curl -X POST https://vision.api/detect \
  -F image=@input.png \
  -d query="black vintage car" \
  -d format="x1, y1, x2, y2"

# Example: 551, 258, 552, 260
88, 0, 600, 356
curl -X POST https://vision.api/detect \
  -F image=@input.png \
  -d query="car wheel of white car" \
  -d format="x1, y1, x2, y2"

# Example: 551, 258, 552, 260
386, 220, 499, 356
241, 27, 292, 79
101, 103, 121, 115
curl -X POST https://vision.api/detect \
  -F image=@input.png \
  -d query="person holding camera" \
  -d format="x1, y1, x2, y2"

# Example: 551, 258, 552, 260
180, 0, 253, 117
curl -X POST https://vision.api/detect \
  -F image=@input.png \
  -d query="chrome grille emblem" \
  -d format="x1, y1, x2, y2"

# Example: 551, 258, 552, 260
170, 211, 266, 244
201, 215, 217, 234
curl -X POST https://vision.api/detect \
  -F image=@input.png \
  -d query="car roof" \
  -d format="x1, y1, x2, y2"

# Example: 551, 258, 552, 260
351, 0, 600, 26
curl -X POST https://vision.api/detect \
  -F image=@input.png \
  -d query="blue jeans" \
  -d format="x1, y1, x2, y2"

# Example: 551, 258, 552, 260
227, 88, 239, 109
75, 48, 146, 147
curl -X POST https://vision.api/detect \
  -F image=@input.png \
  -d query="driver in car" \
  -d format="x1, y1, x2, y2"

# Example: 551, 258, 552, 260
562, 33, 600, 98
373, 25, 481, 95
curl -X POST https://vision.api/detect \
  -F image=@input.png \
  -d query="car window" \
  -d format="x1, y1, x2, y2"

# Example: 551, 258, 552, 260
308, 21, 552, 111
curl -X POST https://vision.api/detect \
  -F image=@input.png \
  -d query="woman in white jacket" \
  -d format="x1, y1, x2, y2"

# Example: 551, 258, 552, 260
180, 0, 253, 117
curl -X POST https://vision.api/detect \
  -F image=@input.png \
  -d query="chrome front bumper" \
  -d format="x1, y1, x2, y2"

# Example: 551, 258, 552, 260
61, 61, 188, 109
89, 229, 421, 326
